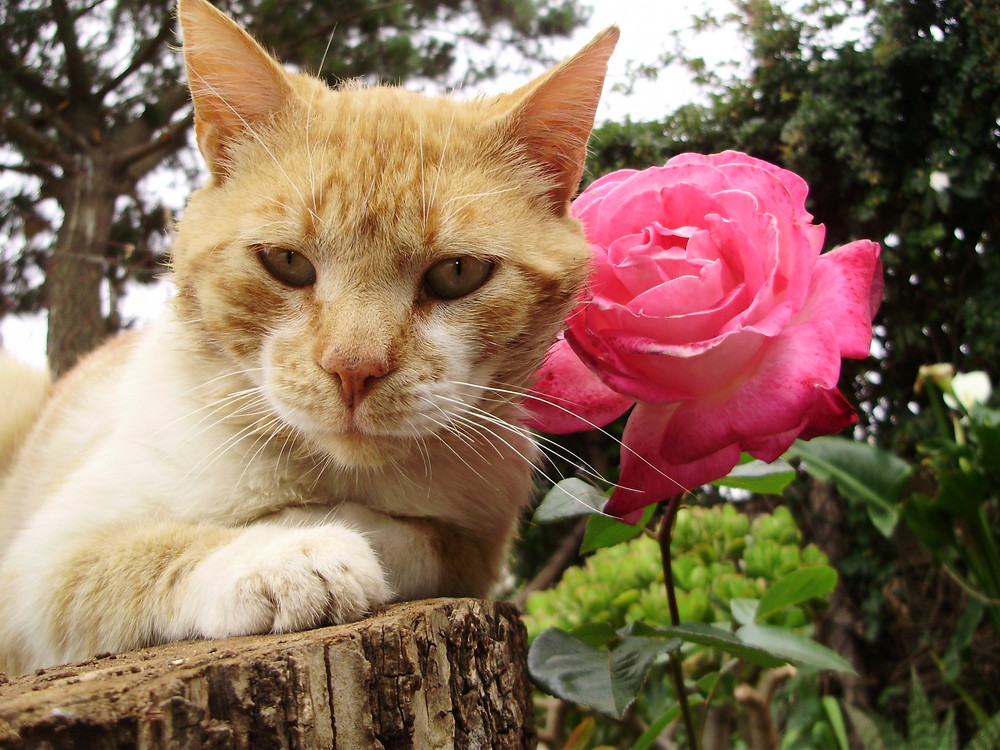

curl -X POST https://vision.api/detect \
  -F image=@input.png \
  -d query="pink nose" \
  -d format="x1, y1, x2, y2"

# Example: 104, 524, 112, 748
319, 350, 391, 409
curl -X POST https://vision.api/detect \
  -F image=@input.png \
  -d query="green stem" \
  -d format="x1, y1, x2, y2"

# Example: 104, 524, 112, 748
658, 497, 700, 750
961, 508, 1000, 632
922, 379, 954, 442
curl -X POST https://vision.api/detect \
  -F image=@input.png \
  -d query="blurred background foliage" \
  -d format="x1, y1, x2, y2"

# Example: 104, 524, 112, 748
520, 0, 1000, 746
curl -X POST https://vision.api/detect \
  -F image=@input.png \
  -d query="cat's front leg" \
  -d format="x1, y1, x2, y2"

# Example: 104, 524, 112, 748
260, 503, 512, 600
0, 518, 392, 672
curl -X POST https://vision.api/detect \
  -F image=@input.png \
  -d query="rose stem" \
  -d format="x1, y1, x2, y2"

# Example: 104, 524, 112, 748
658, 496, 700, 750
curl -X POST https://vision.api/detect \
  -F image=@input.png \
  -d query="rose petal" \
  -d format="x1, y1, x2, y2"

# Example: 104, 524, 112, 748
797, 387, 858, 441
738, 386, 856, 462
572, 169, 636, 221
524, 337, 633, 433
794, 240, 883, 359
646, 319, 843, 461
604, 402, 742, 518
670, 151, 814, 223
627, 280, 748, 345
575, 172, 730, 247
574, 326, 767, 401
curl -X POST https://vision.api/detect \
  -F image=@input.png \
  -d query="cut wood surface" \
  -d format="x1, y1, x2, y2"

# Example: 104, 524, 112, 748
0, 598, 536, 749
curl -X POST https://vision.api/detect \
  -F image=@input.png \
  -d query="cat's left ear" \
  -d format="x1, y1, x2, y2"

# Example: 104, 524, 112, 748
177, 0, 293, 179
501, 26, 619, 215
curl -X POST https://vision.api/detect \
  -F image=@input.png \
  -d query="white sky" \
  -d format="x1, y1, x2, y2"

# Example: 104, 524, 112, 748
552, 0, 743, 122
1, 0, 743, 369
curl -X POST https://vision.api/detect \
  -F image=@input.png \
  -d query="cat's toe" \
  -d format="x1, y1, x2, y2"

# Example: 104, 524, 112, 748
176, 524, 391, 639
270, 525, 393, 630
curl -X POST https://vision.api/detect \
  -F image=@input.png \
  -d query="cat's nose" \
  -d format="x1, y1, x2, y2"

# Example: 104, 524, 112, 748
319, 350, 391, 409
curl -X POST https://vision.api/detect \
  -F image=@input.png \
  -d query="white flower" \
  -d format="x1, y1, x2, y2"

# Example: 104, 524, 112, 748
943, 371, 992, 411
929, 170, 951, 193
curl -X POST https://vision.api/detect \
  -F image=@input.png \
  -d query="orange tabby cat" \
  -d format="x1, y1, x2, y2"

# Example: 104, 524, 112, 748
0, 0, 617, 673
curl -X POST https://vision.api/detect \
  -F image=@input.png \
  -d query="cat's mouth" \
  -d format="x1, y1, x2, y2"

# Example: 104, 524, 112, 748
267, 396, 412, 468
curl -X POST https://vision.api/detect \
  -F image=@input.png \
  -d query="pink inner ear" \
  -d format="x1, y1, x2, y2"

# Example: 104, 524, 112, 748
178, 0, 292, 173
511, 27, 619, 211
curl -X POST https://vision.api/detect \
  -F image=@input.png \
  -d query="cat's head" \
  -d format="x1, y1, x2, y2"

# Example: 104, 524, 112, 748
170, 0, 617, 468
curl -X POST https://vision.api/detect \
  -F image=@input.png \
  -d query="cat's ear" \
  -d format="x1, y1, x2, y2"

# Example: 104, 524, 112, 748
501, 26, 619, 214
177, 0, 293, 178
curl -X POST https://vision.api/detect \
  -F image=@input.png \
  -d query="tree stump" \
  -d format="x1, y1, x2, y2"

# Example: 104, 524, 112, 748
0, 598, 536, 749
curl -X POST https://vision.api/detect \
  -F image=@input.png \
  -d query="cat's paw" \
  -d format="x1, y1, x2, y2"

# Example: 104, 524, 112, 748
176, 525, 392, 638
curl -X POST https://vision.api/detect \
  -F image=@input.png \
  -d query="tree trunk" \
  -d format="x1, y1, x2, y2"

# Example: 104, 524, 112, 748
45, 155, 119, 377
0, 598, 536, 749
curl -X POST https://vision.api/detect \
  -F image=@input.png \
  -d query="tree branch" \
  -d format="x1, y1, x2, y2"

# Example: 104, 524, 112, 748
50, 0, 93, 105
0, 115, 72, 170
0, 45, 65, 110
0, 160, 57, 183
510, 518, 587, 611
98, 15, 175, 101
120, 112, 194, 180
270, 1, 403, 61
115, 83, 191, 148
112, 83, 193, 180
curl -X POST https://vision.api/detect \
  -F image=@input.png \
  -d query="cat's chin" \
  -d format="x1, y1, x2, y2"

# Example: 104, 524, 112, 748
309, 429, 409, 469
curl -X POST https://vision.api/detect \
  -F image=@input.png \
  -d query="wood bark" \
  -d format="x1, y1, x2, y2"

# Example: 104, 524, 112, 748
0, 598, 536, 749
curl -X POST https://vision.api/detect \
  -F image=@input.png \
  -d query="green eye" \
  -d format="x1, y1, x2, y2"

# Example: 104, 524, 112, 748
257, 247, 316, 288
423, 256, 494, 300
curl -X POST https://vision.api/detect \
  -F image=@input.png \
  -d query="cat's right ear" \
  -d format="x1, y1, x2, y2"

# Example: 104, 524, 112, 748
177, 0, 292, 179
497, 26, 619, 216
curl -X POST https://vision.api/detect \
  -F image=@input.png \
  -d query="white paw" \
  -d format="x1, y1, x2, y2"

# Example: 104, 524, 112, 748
176, 525, 392, 639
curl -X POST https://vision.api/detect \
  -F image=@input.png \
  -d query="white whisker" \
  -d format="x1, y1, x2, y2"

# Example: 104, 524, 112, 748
450, 379, 690, 498
416, 389, 607, 515
433, 391, 614, 488
428, 109, 456, 210
182, 414, 285, 488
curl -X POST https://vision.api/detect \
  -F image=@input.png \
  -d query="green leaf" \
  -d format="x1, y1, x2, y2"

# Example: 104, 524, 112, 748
967, 710, 1000, 750
933, 465, 992, 518
569, 621, 618, 648
901, 493, 955, 553
730, 597, 760, 626
654, 622, 786, 668
787, 438, 912, 537
618, 620, 684, 651
865, 501, 901, 539
580, 504, 655, 553
561, 718, 596, 750
533, 478, 607, 523
528, 628, 619, 716
527, 628, 671, 718
630, 707, 680, 750
822, 696, 850, 750
972, 418, 1000, 469
696, 671, 722, 694
843, 703, 889, 750
757, 566, 838, 621
736, 624, 855, 673
712, 458, 796, 494
609, 636, 673, 716
906, 670, 937, 747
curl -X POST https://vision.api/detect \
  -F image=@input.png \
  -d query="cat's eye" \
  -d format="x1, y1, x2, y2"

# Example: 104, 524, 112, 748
257, 247, 316, 288
423, 256, 494, 300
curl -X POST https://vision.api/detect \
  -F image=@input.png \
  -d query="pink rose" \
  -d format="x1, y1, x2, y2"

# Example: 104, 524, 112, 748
527, 151, 883, 519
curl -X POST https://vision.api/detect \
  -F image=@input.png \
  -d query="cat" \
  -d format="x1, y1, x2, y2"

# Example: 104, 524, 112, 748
0, 0, 617, 673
